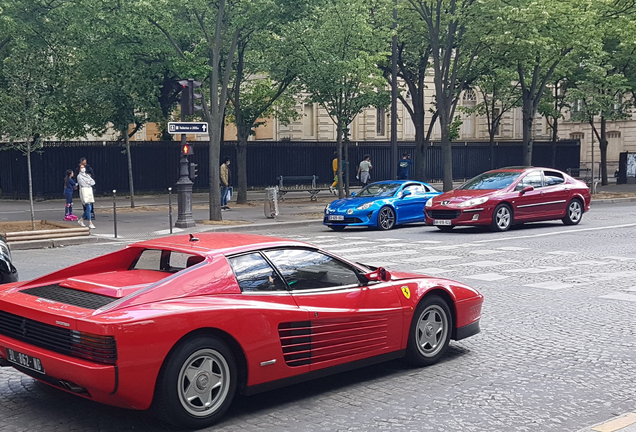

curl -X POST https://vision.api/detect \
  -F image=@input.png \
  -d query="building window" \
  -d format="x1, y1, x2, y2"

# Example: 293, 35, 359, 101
377, 108, 386, 136
303, 103, 315, 138
461, 89, 477, 138
570, 132, 584, 140
607, 131, 621, 139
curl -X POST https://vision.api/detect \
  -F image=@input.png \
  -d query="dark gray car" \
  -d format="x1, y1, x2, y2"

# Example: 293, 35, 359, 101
0, 236, 18, 284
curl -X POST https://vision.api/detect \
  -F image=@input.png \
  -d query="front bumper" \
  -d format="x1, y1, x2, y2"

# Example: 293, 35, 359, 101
425, 207, 491, 227
323, 209, 378, 227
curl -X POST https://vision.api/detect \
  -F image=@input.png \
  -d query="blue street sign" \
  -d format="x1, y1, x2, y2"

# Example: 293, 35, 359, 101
168, 122, 209, 134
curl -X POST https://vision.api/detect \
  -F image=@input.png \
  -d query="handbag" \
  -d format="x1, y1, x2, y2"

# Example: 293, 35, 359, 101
80, 186, 94, 204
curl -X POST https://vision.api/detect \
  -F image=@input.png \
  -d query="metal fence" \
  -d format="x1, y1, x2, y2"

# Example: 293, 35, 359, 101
0, 139, 580, 199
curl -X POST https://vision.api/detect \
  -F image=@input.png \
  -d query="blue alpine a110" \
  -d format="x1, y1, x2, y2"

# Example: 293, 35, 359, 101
323, 180, 442, 231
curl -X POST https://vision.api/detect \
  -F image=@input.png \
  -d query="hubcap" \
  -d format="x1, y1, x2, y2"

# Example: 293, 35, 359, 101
379, 208, 395, 229
569, 202, 581, 222
177, 349, 230, 417
496, 207, 511, 229
416, 305, 448, 357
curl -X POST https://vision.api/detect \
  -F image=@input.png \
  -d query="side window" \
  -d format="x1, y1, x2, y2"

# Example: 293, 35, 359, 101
264, 249, 360, 290
228, 253, 287, 292
543, 171, 565, 186
404, 184, 425, 195
520, 172, 543, 189
131, 249, 162, 270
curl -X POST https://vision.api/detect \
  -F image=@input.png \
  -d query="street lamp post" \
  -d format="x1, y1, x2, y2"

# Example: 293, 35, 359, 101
390, 0, 398, 180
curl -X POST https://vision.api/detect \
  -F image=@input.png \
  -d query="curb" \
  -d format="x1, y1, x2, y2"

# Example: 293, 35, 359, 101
198, 219, 324, 233
9, 235, 100, 251
591, 197, 636, 205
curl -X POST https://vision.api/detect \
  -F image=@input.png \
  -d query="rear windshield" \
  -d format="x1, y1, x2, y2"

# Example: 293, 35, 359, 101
357, 183, 402, 197
459, 172, 522, 190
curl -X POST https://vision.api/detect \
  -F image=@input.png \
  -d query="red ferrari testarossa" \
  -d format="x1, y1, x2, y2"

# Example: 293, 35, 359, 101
0, 233, 483, 428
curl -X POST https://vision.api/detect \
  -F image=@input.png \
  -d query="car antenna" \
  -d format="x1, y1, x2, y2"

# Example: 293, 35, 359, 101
189, 234, 200, 242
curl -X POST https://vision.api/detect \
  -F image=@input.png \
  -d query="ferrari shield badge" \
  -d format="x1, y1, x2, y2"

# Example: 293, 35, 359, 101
401, 286, 411, 299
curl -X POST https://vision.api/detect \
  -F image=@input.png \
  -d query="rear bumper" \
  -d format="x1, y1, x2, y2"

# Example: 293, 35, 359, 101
0, 334, 125, 406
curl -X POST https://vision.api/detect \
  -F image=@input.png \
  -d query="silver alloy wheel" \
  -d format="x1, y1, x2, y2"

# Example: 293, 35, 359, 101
495, 205, 511, 230
415, 305, 449, 357
568, 200, 582, 223
378, 207, 395, 230
177, 348, 231, 418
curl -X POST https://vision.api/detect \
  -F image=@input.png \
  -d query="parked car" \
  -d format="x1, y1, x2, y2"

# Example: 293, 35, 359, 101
324, 180, 442, 231
0, 236, 18, 285
425, 167, 591, 232
0, 233, 482, 429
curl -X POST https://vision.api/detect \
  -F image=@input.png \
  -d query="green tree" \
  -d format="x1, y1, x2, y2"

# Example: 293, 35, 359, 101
405, 0, 489, 191
294, 0, 390, 198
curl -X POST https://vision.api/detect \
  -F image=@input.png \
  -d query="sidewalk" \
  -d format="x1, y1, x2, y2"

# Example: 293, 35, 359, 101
1, 181, 635, 249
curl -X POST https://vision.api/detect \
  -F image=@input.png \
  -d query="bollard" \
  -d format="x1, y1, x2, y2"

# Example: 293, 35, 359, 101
112, 190, 118, 239
168, 187, 173, 234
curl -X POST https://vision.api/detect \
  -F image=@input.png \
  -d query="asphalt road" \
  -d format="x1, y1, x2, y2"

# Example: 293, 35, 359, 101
3, 203, 636, 432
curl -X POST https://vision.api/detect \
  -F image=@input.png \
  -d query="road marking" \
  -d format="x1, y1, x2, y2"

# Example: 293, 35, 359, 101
405, 255, 459, 263
470, 249, 505, 255
603, 256, 636, 262
473, 223, 636, 244
546, 251, 579, 256
451, 260, 518, 268
523, 281, 573, 290
412, 267, 453, 274
464, 273, 510, 281
497, 246, 530, 251
570, 260, 610, 267
324, 247, 365, 254
504, 266, 569, 274
599, 292, 636, 302
591, 413, 636, 432
348, 250, 417, 259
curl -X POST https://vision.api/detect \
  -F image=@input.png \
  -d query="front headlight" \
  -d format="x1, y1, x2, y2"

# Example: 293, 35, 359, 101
325, 203, 332, 212
356, 202, 373, 210
425, 199, 434, 208
457, 197, 489, 208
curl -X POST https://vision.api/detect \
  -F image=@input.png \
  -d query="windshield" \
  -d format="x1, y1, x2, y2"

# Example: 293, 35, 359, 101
356, 183, 402, 197
460, 171, 522, 190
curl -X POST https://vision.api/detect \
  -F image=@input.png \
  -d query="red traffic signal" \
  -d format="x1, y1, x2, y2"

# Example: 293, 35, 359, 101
181, 144, 194, 156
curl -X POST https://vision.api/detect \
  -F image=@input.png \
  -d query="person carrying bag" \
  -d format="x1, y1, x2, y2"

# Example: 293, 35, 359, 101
77, 167, 96, 229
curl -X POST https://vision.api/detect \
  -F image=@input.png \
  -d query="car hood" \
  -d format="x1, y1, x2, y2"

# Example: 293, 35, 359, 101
328, 196, 385, 209
431, 188, 495, 204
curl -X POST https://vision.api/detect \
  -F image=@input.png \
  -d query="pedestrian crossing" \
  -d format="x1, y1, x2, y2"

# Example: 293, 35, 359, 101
285, 234, 636, 303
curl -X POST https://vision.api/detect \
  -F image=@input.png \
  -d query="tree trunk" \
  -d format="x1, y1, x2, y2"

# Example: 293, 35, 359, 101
522, 98, 534, 166
413, 111, 426, 181
551, 83, 559, 168
124, 129, 135, 208
209, 120, 222, 221
336, 123, 344, 199
600, 116, 608, 186
344, 139, 350, 198
439, 113, 453, 192
489, 130, 496, 170
26, 141, 35, 231
236, 135, 248, 204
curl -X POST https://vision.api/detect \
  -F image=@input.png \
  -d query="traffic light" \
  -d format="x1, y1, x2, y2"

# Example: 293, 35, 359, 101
178, 80, 192, 116
189, 162, 198, 181
181, 143, 194, 156
177, 79, 203, 116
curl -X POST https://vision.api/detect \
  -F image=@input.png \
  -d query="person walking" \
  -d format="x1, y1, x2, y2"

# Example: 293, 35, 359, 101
356, 154, 373, 187
63, 169, 78, 221
220, 156, 232, 211
330, 151, 338, 195
397, 153, 413, 180
77, 157, 96, 220
77, 166, 96, 229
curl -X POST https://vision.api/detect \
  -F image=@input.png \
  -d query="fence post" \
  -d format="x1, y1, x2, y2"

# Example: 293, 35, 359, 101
112, 190, 117, 239
168, 187, 173, 234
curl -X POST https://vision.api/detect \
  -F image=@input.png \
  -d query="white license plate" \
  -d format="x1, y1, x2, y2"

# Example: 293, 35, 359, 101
329, 215, 344, 221
433, 219, 452, 226
5, 348, 45, 374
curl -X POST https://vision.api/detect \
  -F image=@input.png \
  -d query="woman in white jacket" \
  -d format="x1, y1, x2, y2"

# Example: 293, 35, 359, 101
77, 167, 96, 229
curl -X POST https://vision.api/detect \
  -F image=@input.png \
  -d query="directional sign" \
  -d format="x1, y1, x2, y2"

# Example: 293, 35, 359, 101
168, 122, 209, 134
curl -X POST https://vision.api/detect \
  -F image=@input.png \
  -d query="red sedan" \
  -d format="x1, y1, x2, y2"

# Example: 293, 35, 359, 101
425, 167, 591, 232
0, 233, 483, 428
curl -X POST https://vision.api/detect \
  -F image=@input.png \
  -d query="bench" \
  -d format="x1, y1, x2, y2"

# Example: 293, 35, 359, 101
276, 175, 322, 201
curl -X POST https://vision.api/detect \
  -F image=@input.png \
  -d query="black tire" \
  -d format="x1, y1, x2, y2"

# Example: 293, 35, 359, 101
562, 199, 583, 225
152, 336, 237, 429
405, 295, 452, 367
490, 203, 513, 232
329, 225, 346, 231
377, 206, 396, 230
436, 226, 454, 232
